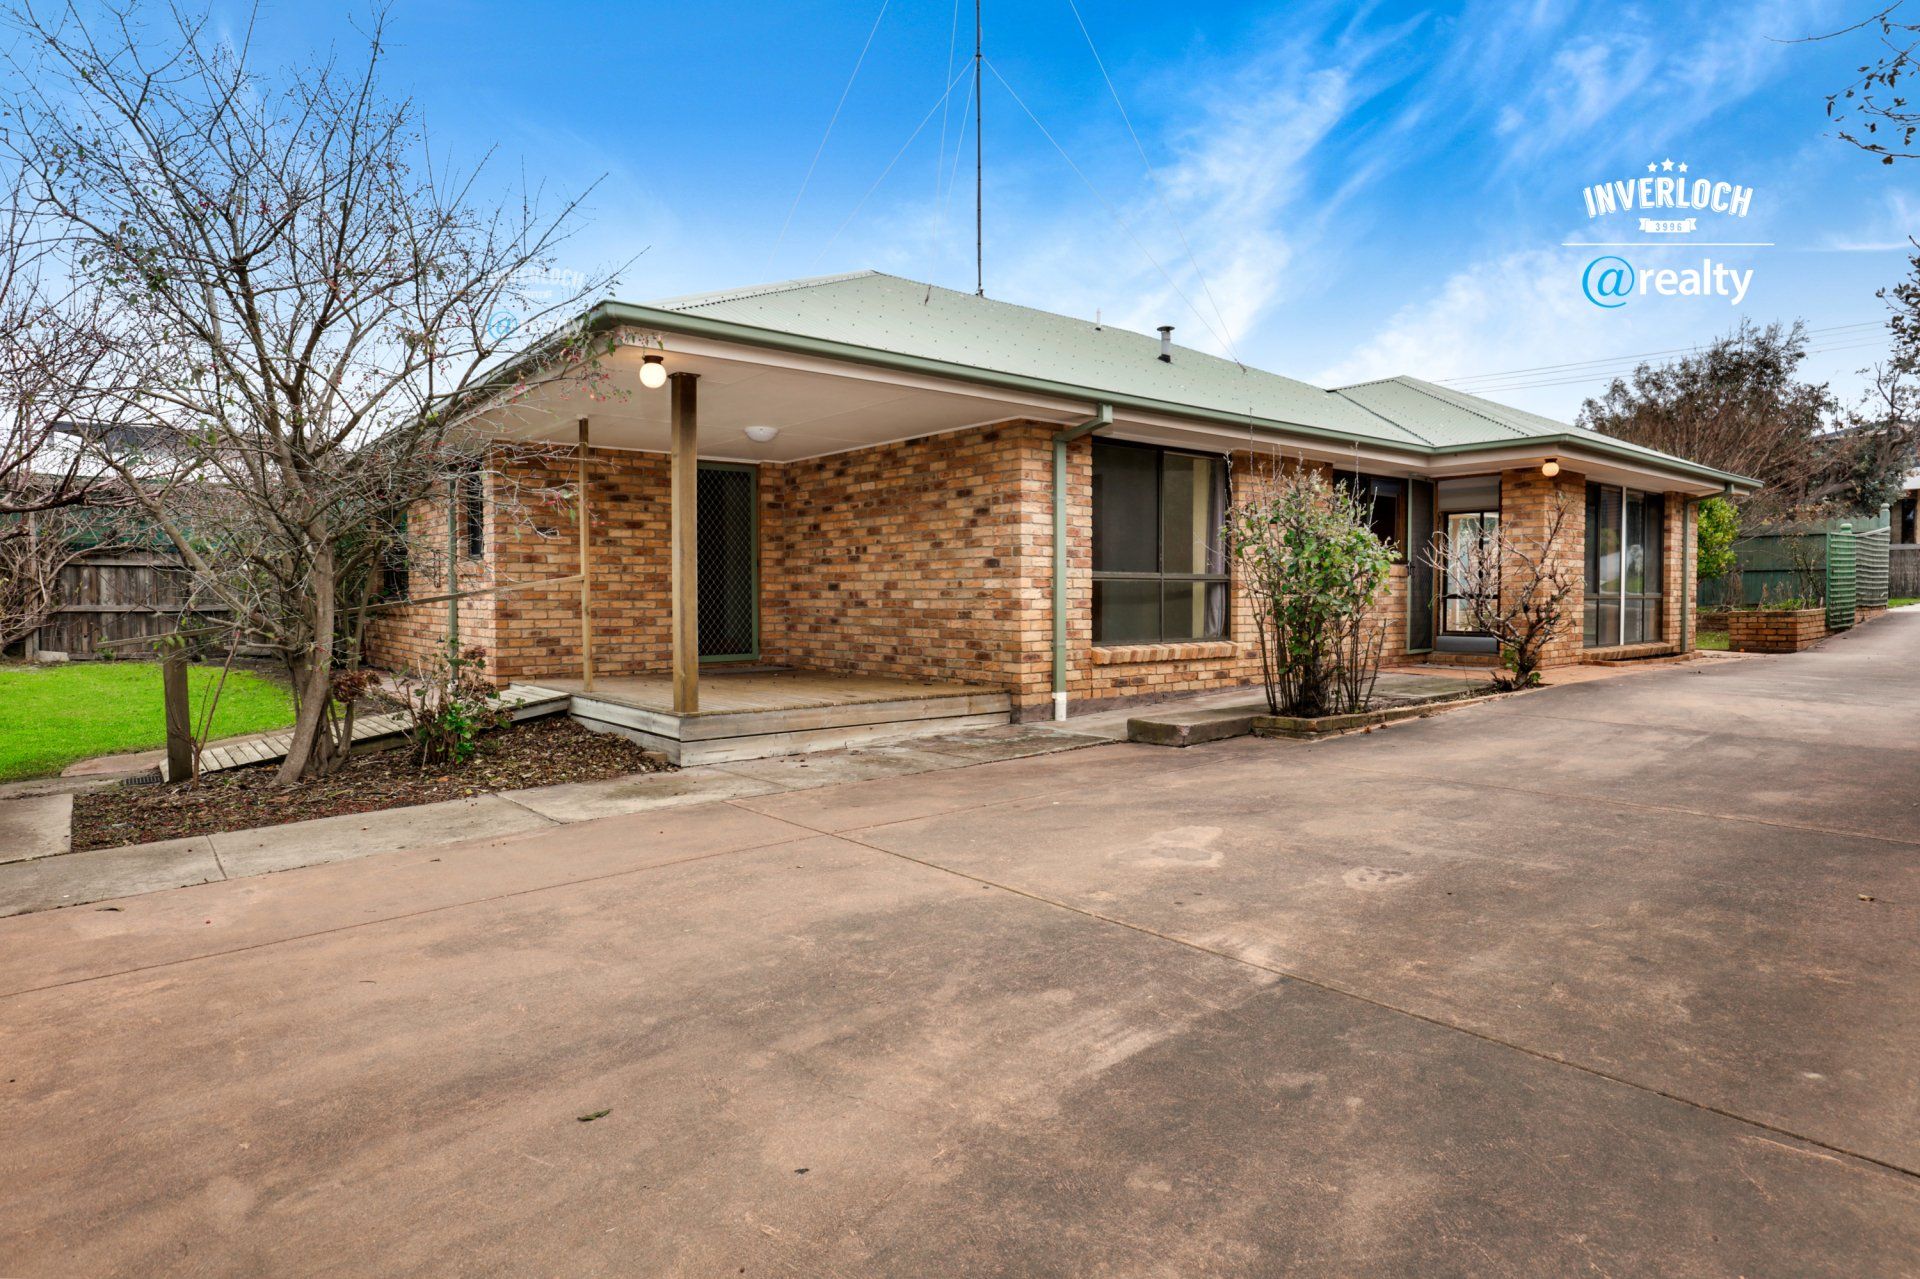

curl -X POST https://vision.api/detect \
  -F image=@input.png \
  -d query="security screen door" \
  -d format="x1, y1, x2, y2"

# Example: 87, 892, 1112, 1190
696, 464, 758, 662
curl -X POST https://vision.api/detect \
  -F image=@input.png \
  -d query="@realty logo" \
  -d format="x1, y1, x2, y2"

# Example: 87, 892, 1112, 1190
1575, 158, 1761, 309
1581, 254, 1753, 308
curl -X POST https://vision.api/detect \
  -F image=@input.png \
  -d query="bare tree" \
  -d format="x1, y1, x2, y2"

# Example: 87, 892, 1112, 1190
2, 2, 617, 780
0, 175, 143, 649
0, 193, 128, 517
1793, 4, 1920, 164
1422, 496, 1580, 689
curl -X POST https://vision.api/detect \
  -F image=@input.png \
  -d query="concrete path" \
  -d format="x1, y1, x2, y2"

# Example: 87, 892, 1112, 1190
2, 616, 1918, 1275
0, 720, 1110, 916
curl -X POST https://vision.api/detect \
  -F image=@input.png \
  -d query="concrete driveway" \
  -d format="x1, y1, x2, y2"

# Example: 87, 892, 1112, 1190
4, 615, 1919, 1277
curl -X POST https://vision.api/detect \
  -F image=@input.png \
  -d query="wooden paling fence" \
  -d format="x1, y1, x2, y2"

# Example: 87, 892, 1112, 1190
32, 550, 216, 657
1892, 545, 1920, 600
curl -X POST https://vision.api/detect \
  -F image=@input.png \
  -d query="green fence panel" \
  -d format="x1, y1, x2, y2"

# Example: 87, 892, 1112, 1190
1699, 532, 1829, 609
1826, 529, 1856, 630
1854, 528, 1890, 609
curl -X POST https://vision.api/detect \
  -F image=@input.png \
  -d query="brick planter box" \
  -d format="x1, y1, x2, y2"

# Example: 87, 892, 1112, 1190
1726, 607, 1827, 653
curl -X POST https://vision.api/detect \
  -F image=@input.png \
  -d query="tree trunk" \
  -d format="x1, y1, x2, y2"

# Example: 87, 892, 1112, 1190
274, 549, 337, 784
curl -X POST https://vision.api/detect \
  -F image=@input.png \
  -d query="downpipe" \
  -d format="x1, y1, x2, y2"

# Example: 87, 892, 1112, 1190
1052, 404, 1113, 721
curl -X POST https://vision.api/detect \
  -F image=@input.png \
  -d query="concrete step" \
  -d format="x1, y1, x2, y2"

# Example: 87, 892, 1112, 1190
1581, 642, 1680, 665
1126, 702, 1269, 747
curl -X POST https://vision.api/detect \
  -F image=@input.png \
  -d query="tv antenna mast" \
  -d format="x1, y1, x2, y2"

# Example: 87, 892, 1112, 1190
974, 0, 983, 296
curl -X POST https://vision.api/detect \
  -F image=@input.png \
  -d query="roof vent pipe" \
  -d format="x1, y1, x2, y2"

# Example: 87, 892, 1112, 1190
1157, 326, 1174, 363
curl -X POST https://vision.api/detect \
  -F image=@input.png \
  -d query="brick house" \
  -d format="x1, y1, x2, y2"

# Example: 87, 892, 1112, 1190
366, 271, 1752, 761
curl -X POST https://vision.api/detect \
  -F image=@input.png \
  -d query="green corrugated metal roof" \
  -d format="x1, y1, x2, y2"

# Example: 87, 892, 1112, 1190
1333, 375, 1753, 473
1333, 375, 1557, 447
576, 270, 1750, 487
649, 271, 1423, 445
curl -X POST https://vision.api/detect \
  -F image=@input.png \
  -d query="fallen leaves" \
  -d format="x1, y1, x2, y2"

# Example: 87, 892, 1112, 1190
71, 718, 671, 851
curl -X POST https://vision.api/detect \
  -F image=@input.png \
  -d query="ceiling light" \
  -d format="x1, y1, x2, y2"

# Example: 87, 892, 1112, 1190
1541, 458, 1561, 477
744, 425, 780, 444
639, 354, 667, 389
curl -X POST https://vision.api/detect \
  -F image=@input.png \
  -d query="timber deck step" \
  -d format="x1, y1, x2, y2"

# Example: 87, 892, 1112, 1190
164, 684, 571, 781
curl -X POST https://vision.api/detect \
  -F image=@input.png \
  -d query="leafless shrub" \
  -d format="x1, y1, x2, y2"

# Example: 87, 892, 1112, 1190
1421, 495, 1579, 689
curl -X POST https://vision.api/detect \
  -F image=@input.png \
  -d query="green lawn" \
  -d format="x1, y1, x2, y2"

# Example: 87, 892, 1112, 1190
1694, 631, 1731, 651
1892, 598, 1918, 609
0, 662, 296, 781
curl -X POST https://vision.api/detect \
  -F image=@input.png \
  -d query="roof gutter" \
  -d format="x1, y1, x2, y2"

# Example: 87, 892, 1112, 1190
1053, 405, 1113, 721
541, 302, 1759, 493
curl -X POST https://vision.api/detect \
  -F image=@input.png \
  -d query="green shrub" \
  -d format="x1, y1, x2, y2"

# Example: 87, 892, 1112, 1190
1696, 496, 1739, 583
1224, 465, 1393, 717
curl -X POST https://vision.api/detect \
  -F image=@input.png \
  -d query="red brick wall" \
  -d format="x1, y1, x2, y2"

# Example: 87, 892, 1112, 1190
363, 479, 498, 675
364, 432, 1710, 712
758, 423, 1052, 694
1728, 607, 1826, 652
364, 446, 666, 682
488, 447, 670, 680
1497, 467, 1588, 669
1664, 492, 1695, 648
1055, 445, 1414, 716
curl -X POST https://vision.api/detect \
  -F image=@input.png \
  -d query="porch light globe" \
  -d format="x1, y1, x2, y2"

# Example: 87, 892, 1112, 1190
745, 425, 780, 444
639, 355, 668, 389
1541, 458, 1561, 477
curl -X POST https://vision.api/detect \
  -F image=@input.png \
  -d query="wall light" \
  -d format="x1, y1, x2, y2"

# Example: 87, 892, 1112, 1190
639, 354, 668, 389
744, 425, 781, 444
1541, 458, 1561, 478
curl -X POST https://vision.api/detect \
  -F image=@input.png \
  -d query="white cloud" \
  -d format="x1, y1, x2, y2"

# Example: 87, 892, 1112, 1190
1495, 36, 1658, 161
1314, 248, 1646, 418
1818, 190, 1920, 252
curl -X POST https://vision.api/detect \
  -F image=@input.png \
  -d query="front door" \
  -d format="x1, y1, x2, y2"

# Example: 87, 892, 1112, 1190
697, 463, 758, 662
1441, 511, 1499, 638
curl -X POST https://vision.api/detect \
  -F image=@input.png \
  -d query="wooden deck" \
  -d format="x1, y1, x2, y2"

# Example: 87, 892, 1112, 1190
537, 669, 1013, 765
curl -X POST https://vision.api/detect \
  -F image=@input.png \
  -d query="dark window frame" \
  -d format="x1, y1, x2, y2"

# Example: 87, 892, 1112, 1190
459, 469, 485, 560
1091, 439, 1231, 645
379, 509, 411, 602
1334, 470, 1407, 557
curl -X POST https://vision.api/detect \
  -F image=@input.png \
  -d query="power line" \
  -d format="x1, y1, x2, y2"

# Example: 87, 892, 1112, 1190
812, 62, 976, 268
1451, 338, 1895, 397
1062, 0, 1244, 369
1437, 320, 1885, 390
936, 0, 960, 203
1444, 321, 1884, 387
942, 73, 975, 224
770, 0, 892, 270
984, 57, 1239, 359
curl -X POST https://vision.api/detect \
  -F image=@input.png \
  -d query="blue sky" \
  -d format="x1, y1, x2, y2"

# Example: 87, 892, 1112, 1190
243, 0, 1915, 419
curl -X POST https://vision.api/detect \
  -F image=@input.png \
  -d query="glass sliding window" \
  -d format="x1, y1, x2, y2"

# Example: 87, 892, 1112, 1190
1092, 441, 1229, 643
1584, 482, 1663, 646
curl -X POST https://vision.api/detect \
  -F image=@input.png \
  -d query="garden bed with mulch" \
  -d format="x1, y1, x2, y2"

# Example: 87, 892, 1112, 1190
72, 717, 670, 851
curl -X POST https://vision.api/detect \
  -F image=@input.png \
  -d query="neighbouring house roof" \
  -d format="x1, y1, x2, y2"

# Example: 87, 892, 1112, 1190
564, 270, 1754, 489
